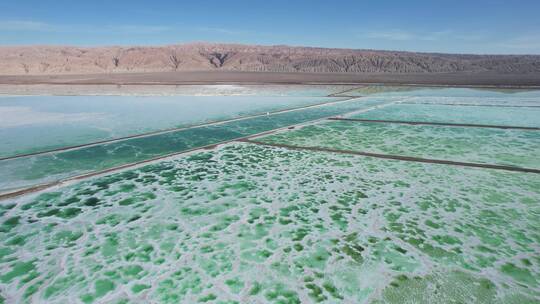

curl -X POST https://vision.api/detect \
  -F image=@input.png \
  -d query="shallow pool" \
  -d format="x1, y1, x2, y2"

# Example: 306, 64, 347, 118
0, 86, 539, 303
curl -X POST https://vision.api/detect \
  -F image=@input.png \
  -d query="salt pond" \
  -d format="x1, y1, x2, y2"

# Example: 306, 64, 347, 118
0, 86, 539, 303
258, 120, 540, 169
0, 96, 395, 192
0, 95, 345, 158
351, 103, 540, 128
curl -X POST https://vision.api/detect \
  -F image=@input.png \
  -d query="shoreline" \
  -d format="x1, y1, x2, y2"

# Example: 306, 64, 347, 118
1, 71, 540, 89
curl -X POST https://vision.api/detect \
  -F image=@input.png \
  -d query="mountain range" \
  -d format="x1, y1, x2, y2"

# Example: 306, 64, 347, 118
1, 43, 539, 75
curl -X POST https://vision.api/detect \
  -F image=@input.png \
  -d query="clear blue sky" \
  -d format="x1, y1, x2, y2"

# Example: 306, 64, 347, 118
1, 0, 539, 54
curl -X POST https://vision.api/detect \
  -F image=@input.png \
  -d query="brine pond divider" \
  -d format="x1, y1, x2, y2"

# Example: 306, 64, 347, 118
241, 139, 540, 174
0, 96, 391, 201
0, 96, 357, 162
328, 117, 540, 131
402, 102, 540, 108
327, 86, 365, 97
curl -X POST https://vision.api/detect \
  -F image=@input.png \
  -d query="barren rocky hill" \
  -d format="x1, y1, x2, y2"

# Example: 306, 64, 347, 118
1, 43, 539, 75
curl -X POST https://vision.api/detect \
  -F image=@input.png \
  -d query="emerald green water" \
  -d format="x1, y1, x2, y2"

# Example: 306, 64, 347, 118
1, 87, 539, 303
258, 121, 540, 169
0, 95, 345, 158
349, 86, 540, 99
0, 97, 395, 192
351, 103, 540, 127
1, 143, 539, 303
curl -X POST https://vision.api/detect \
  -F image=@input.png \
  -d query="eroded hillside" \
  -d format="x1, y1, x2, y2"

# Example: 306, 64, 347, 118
1, 43, 539, 75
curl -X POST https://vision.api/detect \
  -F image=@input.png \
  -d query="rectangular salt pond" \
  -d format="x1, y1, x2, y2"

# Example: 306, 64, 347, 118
350, 103, 540, 128
1, 143, 539, 303
1, 85, 539, 303
257, 120, 540, 169
349, 86, 540, 99
0, 96, 396, 192
0, 94, 346, 158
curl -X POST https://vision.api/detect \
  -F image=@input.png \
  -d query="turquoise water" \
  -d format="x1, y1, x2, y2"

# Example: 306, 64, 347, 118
0, 97, 396, 192
351, 103, 540, 127
0, 95, 344, 158
350, 86, 540, 98
1, 143, 539, 303
0, 86, 539, 303
258, 121, 540, 169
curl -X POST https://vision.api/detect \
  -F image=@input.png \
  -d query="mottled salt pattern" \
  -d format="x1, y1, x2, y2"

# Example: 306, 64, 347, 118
0, 96, 396, 192
351, 103, 540, 128
259, 121, 540, 169
1, 143, 539, 303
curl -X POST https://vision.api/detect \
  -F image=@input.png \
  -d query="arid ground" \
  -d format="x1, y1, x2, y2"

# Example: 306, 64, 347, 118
1, 43, 540, 88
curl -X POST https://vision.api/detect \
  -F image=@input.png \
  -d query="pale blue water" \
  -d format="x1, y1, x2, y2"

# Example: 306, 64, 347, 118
0, 86, 539, 303
0, 95, 343, 158
0, 96, 395, 192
